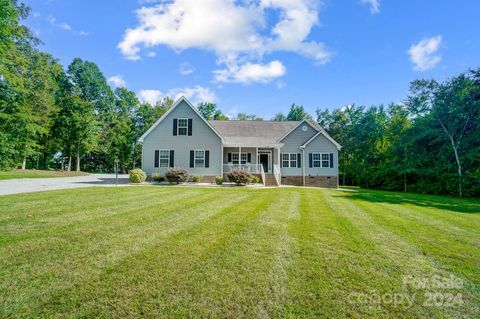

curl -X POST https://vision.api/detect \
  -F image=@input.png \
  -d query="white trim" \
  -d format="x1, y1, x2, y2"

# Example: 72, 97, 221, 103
193, 149, 206, 168
301, 130, 342, 150
281, 153, 298, 168
311, 152, 332, 168
138, 96, 225, 143
157, 149, 171, 168
277, 119, 317, 142
177, 117, 188, 136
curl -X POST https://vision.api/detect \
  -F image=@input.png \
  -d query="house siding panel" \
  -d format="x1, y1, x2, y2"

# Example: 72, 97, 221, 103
279, 122, 317, 176
304, 134, 338, 177
142, 100, 222, 176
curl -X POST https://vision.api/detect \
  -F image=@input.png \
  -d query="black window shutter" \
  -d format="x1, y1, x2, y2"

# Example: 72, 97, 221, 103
188, 119, 192, 136
173, 119, 178, 136
190, 150, 194, 168
169, 150, 174, 167
205, 151, 210, 168
297, 153, 301, 168
280, 153, 283, 168
309, 153, 313, 168
154, 150, 159, 168
247, 153, 251, 163
227, 153, 232, 162
330, 153, 334, 168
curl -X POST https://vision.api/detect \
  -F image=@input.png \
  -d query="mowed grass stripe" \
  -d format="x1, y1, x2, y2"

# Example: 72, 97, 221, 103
1, 190, 253, 316
324, 190, 478, 318
38, 189, 274, 318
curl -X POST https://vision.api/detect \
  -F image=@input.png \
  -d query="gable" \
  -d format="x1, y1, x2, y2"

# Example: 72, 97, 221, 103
279, 120, 318, 152
139, 97, 223, 143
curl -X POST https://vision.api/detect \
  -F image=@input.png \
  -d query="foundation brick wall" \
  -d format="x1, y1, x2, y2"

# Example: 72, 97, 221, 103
281, 175, 338, 188
190, 175, 216, 183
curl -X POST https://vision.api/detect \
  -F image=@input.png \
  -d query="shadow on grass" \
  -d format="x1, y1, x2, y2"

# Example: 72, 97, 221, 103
333, 188, 480, 214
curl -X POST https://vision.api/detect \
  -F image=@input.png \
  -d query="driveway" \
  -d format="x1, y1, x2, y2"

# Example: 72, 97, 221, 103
0, 174, 130, 196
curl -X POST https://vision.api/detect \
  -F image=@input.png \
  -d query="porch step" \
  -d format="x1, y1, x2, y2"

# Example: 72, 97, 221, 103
263, 174, 279, 187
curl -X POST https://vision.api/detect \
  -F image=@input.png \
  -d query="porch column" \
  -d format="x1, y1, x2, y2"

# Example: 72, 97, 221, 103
221, 145, 224, 176
239, 146, 241, 168
256, 147, 258, 173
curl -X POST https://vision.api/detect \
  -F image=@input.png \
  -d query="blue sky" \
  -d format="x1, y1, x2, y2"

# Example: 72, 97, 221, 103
24, 0, 480, 118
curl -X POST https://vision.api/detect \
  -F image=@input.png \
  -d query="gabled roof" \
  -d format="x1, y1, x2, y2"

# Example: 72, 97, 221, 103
138, 96, 224, 143
209, 120, 299, 147
139, 97, 341, 150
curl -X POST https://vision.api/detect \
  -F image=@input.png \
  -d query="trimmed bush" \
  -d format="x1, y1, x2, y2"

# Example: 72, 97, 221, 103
152, 172, 164, 182
251, 176, 260, 184
165, 168, 189, 184
129, 168, 146, 183
227, 169, 253, 186
192, 175, 202, 183
215, 176, 223, 185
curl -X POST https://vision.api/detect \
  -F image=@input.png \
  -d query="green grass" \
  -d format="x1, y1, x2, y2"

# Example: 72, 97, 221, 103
0, 169, 88, 180
0, 187, 478, 318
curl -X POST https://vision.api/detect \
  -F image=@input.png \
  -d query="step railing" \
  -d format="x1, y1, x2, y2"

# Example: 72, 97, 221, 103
260, 164, 266, 186
273, 164, 281, 186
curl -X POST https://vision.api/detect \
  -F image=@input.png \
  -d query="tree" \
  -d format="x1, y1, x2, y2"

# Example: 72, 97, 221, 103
272, 112, 287, 121
197, 102, 228, 120
236, 113, 263, 121
287, 104, 312, 121
406, 73, 480, 197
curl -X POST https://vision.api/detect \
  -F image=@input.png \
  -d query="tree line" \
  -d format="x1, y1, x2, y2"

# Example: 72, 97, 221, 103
1, 1, 479, 197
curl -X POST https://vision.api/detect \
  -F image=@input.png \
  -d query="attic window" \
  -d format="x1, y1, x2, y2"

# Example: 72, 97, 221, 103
178, 118, 188, 135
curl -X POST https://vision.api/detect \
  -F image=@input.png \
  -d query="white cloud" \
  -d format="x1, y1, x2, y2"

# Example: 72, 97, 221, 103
118, 0, 330, 83
48, 16, 88, 36
361, 0, 381, 14
138, 86, 216, 105
179, 62, 195, 75
146, 51, 157, 57
214, 60, 286, 84
108, 75, 127, 88
408, 36, 442, 71
138, 89, 163, 105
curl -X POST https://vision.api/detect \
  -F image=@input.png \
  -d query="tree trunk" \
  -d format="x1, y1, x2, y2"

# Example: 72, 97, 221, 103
67, 155, 72, 172
22, 156, 27, 170
342, 156, 346, 186
132, 142, 137, 169
451, 143, 463, 198
76, 143, 81, 172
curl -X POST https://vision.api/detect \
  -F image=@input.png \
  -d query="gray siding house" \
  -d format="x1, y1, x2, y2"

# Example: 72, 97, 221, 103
139, 97, 341, 187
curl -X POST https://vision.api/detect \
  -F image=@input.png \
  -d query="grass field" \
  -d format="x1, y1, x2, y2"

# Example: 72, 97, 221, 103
0, 187, 478, 318
0, 169, 87, 180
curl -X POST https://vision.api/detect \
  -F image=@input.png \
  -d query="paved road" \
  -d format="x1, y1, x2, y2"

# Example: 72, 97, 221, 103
0, 174, 130, 196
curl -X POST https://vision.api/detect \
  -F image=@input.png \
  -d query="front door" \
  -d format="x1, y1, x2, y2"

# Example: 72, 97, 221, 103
259, 154, 269, 173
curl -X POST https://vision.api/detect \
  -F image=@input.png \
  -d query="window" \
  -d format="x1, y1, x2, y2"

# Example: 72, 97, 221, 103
282, 153, 297, 168
312, 153, 321, 167
322, 153, 330, 167
159, 150, 170, 167
231, 153, 248, 164
177, 118, 188, 135
194, 150, 205, 167
312, 153, 331, 168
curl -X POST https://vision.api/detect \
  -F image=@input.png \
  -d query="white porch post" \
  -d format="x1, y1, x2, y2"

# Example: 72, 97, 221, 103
221, 145, 224, 177
277, 147, 281, 183
255, 147, 258, 173
239, 146, 241, 168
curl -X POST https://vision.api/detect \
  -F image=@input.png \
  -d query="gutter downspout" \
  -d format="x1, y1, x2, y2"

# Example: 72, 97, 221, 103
300, 146, 305, 187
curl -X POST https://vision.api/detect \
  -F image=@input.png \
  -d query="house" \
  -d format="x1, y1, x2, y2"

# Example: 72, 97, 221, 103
139, 97, 342, 187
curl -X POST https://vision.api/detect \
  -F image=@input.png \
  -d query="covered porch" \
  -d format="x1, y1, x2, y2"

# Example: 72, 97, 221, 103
222, 145, 282, 186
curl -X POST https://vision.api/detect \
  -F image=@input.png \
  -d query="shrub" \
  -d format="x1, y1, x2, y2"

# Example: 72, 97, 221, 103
192, 175, 202, 183
227, 169, 253, 186
215, 176, 223, 185
165, 168, 189, 184
151, 172, 164, 182
129, 168, 146, 183
251, 175, 260, 184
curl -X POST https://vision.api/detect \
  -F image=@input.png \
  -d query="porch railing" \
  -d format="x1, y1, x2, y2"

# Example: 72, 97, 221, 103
273, 164, 281, 186
223, 164, 263, 174
260, 164, 266, 186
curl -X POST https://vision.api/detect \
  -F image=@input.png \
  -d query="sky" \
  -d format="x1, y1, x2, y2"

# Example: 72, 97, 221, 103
23, 0, 480, 119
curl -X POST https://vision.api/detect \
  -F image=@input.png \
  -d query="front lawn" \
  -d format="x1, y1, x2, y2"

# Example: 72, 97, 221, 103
0, 187, 478, 318
0, 169, 88, 180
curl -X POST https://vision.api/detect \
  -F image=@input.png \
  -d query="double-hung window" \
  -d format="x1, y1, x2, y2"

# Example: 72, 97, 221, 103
282, 153, 297, 168
312, 153, 321, 167
159, 150, 170, 167
231, 153, 247, 164
194, 150, 205, 167
321, 153, 330, 167
177, 118, 188, 135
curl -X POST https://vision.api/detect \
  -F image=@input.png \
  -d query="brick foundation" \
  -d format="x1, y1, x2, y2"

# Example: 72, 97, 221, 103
189, 175, 216, 183
281, 175, 338, 188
